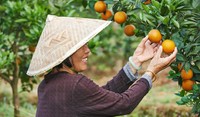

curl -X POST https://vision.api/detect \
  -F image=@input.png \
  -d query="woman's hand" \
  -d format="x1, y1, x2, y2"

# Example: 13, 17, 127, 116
132, 36, 160, 67
147, 46, 178, 74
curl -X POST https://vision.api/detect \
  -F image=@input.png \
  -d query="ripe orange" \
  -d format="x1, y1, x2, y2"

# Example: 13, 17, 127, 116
144, 0, 151, 5
162, 39, 176, 54
182, 80, 195, 91
148, 29, 162, 43
101, 10, 112, 20
29, 45, 36, 52
124, 24, 136, 36
94, 1, 107, 13
181, 69, 193, 80
114, 11, 127, 24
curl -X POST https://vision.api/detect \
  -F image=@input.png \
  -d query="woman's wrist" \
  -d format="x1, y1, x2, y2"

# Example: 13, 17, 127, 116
145, 69, 157, 82
132, 56, 142, 67
147, 67, 158, 75
145, 71, 153, 78
129, 56, 142, 70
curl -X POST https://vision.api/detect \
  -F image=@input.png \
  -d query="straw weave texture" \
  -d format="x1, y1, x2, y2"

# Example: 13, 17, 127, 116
27, 15, 111, 76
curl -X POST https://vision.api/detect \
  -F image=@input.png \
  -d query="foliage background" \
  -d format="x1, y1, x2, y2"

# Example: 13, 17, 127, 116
0, 0, 199, 117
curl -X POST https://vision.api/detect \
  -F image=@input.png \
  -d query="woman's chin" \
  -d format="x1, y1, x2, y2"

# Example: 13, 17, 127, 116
77, 66, 88, 72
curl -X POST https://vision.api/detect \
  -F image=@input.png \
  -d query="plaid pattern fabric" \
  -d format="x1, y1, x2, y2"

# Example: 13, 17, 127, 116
36, 69, 149, 117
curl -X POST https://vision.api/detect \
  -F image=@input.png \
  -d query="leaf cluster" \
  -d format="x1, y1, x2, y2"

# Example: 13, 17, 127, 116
0, 0, 95, 91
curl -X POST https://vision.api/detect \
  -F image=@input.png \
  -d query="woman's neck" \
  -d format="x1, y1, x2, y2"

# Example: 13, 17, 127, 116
59, 65, 78, 74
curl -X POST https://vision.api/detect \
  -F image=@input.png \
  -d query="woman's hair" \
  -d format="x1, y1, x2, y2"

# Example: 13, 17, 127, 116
55, 57, 72, 69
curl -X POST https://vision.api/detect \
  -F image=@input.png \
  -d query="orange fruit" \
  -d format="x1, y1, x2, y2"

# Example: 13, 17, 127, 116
144, 0, 151, 5
94, 1, 107, 13
101, 10, 112, 20
148, 29, 162, 43
124, 24, 136, 36
177, 63, 182, 71
181, 69, 193, 80
114, 11, 127, 24
182, 80, 195, 91
29, 45, 36, 52
162, 39, 176, 54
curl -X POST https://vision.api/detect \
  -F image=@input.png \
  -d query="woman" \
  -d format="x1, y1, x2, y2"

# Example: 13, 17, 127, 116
27, 15, 177, 117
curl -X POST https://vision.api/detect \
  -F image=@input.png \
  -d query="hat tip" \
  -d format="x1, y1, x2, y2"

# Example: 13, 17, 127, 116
46, 14, 57, 22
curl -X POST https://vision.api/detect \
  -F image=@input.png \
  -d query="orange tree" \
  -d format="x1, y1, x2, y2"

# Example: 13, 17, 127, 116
87, 0, 200, 115
0, 0, 99, 117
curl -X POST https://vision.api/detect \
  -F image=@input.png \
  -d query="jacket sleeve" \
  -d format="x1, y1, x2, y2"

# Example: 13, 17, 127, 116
72, 75, 150, 116
101, 69, 135, 93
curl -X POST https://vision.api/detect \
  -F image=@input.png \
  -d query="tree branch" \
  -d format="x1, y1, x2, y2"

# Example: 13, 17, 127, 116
0, 72, 12, 84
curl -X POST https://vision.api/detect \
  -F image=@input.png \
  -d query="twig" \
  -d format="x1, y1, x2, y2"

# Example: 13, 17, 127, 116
0, 72, 12, 84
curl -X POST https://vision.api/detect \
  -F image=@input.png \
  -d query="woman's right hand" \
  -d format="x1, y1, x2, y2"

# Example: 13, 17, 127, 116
147, 46, 178, 74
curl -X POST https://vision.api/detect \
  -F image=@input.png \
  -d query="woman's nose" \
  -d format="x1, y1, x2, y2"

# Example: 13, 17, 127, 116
84, 44, 91, 54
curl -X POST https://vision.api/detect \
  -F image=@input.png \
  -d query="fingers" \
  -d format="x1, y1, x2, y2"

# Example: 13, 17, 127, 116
146, 40, 151, 45
153, 46, 159, 52
138, 35, 149, 47
166, 47, 178, 61
156, 46, 163, 57
148, 41, 161, 50
163, 47, 178, 65
151, 43, 157, 47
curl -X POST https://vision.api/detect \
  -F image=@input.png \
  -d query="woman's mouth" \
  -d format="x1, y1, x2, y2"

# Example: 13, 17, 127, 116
82, 58, 88, 63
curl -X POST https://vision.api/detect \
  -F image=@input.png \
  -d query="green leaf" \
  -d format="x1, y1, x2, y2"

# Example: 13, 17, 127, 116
145, 14, 155, 20
184, 62, 191, 71
82, 0, 87, 8
169, 4, 175, 11
146, 19, 156, 27
157, 15, 165, 22
160, 5, 169, 16
191, 66, 200, 73
176, 6, 185, 10
185, 45, 192, 53
193, 84, 199, 91
192, 0, 200, 8
176, 53, 185, 61
181, 96, 189, 103
180, 90, 186, 97
172, 18, 180, 28
176, 100, 185, 105
15, 19, 27, 23
142, 4, 149, 13
188, 46, 200, 56
151, 0, 160, 9
88, 1, 95, 11
0, 5, 6, 11
196, 62, 200, 70
181, 21, 197, 26
163, 17, 170, 25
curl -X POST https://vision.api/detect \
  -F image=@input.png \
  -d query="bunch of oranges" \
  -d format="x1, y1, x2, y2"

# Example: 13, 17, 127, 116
94, 1, 112, 20
148, 29, 176, 54
94, 1, 176, 54
148, 29, 195, 91
177, 63, 195, 91
94, 0, 135, 37
181, 68, 195, 91
147, 29, 194, 91
94, 0, 196, 92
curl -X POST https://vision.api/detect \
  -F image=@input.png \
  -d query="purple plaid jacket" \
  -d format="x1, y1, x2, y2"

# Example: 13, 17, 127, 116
36, 69, 150, 117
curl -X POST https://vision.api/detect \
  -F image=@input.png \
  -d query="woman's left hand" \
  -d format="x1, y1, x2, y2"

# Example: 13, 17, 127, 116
132, 36, 160, 67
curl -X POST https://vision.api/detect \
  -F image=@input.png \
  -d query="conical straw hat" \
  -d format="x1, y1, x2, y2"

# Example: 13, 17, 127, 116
27, 15, 111, 76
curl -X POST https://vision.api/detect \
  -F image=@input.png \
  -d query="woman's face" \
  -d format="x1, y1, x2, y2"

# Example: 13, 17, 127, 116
71, 44, 91, 72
